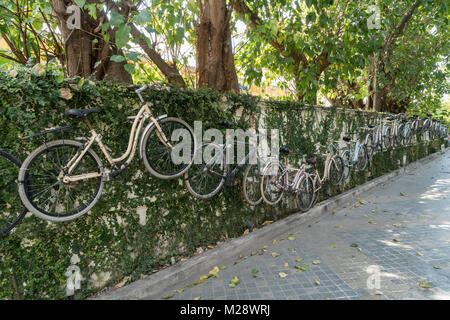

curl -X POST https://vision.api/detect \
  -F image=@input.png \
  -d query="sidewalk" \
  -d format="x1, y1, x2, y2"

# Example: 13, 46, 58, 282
164, 149, 450, 300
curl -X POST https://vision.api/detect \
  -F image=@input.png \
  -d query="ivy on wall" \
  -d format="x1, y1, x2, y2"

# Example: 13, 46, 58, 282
0, 67, 444, 299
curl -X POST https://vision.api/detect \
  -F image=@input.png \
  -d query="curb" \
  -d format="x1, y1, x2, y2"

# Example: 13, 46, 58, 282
96, 148, 448, 300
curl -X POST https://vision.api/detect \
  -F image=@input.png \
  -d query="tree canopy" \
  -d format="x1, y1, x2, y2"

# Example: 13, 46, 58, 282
0, 0, 448, 116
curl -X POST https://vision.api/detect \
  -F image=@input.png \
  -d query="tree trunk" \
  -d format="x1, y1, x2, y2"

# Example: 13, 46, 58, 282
197, 0, 239, 92
51, 0, 132, 83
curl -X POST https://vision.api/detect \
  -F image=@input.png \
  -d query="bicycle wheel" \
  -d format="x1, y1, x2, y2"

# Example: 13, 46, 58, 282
294, 174, 315, 212
18, 140, 104, 222
365, 134, 373, 159
260, 161, 284, 205
142, 117, 196, 180
383, 127, 392, 149
0, 150, 27, 236
242, 164, 262, 206
403, 128, 412, 145
184, 143, 226, 199
395, 124, 404, 146
356, 145, 368, 171
328, 155, 344, 186
340, 148, 351, 179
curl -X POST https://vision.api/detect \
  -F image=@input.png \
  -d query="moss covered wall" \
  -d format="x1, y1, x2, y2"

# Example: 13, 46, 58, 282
0, 69, 445, 299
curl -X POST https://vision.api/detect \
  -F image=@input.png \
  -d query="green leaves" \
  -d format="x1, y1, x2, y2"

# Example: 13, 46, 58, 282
109, 12, 124, 27
74, 0, 86, 8
115, 24, 131, 49
134, 10, 153, 25
306, 12, 316, 25
110, 55, 126, 63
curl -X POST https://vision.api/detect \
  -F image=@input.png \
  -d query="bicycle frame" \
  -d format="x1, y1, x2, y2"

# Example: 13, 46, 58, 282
351, 140, 362, 163
261, 156, 307, 193
202, 138, 260, 180
60, 103, 170, 183
311, 152, 332, 191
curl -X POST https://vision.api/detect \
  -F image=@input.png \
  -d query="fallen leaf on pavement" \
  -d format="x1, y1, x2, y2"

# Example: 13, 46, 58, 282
229, 276, 240, 288
374, 290, 383, 295
295, 264, 310, 271
419, 282, 433, 289
279, 272, 288, 278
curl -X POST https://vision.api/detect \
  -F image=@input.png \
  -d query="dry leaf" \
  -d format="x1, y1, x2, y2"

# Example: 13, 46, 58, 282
59, 88, 73, 100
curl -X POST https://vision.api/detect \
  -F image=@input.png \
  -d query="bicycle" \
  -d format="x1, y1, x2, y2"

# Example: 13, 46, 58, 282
260, 147, 315, 212
184, 120, 264, 206
307, 144, 345, 207
0, 149, 27, 236
340, 132, 368, 179
363, 118, 392, 159
17, 85, 196, 222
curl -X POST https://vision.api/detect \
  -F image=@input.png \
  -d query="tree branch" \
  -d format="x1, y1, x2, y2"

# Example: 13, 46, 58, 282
383, 0, 421, 52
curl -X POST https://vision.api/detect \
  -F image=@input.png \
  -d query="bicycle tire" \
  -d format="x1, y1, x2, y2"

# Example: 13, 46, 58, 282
260, 161, 284, 206
340, 148, 351, 179
383, 126, 392, 149
242, 164, 262, 206
184, 143, 226, 199
18, 140, 104, 222
356, 144, 368, 171
0, 150, 27, 236
142, 117, 196, 180
294, 174, 315, 212
328, 155, 344, 186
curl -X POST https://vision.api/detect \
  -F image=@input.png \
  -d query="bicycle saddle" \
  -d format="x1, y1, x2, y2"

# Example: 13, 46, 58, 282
65, 108, 100, 120
306, 156, 317, 165
279, 147, 291, 155
368, 124, 375, 128
343, 136, 351, 142
218, 119, 234, 128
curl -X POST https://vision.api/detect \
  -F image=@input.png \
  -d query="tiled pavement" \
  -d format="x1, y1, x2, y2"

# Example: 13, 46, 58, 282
167, 150, 450, 300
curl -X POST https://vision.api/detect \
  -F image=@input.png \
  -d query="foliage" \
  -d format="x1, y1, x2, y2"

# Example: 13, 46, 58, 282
0, 1, 63, 67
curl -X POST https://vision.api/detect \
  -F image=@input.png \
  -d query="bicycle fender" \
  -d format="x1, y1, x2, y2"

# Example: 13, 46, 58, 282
139, 114, 168, 160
